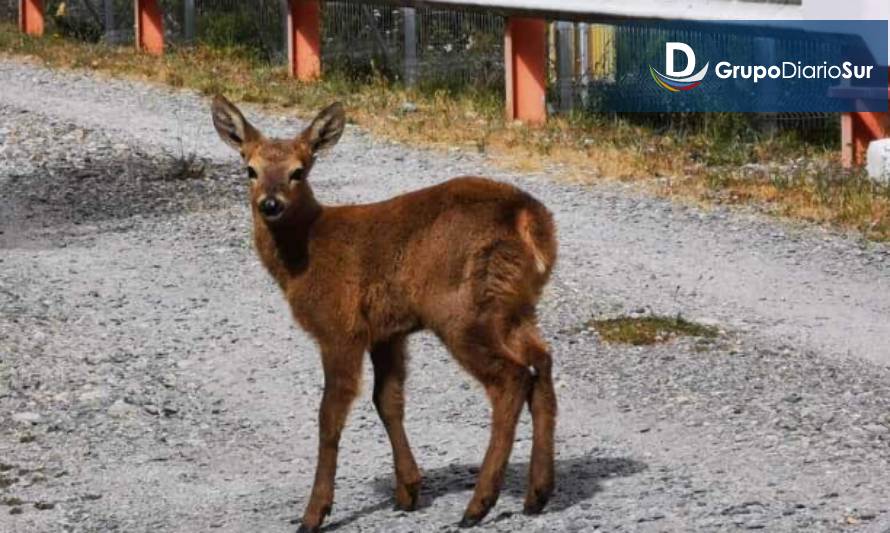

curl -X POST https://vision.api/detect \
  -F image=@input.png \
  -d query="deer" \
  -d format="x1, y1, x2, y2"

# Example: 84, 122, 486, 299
210, 95, 558, 532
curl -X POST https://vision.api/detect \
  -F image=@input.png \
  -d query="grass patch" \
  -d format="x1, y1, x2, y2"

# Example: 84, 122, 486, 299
684, 162, 890, 241
2, 23, 890, 240
589, 315, 719, 346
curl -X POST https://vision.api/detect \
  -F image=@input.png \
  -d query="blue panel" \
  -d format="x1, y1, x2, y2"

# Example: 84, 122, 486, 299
590, 20, 888, 113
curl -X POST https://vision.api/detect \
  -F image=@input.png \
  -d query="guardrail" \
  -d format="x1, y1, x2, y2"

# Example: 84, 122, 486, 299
16, 0, 890, 166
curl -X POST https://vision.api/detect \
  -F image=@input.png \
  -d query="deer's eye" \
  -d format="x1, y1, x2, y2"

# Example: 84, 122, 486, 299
289, 168, 304, 182
247, 166, 258, 180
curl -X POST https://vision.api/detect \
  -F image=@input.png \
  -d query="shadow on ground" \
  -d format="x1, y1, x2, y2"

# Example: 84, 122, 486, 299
321, 453, 646, 531
0, 148, 240, 250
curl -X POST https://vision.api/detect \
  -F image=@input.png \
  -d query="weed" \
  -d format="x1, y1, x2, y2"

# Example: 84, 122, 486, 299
589, 315, 719, 345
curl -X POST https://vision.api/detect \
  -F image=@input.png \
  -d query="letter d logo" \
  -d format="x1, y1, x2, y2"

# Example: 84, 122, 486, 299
666, 42, 696, 77
649, 42, 709, 92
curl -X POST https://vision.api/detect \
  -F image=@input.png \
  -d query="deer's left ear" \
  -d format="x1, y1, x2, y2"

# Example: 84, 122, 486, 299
211, 95, 261, 153
301, 102, 345, 154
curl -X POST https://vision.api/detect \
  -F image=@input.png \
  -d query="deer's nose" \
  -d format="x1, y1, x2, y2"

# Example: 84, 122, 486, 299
258, 197, 284, 218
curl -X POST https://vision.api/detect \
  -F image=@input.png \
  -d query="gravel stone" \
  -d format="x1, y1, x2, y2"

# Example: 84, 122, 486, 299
107, 400, 137, 418
10, 413, 42, 425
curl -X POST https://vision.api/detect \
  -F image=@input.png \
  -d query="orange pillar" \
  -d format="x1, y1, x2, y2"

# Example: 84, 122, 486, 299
505, 17, 547, 124
135, 0, 164, 55
841, 112, 856, 167
842, 69, 890, 167
287, 0, 322, 81
18, 0, 44, 36
844, 111, 890, 166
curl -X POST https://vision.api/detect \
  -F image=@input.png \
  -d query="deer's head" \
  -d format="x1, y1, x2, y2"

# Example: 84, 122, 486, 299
211, 95, 345, 223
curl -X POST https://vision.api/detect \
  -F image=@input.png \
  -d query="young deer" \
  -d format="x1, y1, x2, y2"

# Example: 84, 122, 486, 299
211, 96, 558, 531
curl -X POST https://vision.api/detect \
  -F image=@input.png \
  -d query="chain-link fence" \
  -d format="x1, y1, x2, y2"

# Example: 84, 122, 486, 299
28, 1, 502, 88
0, 0, 17, 24
161, 1, 505, 89
320, 3, 503, 89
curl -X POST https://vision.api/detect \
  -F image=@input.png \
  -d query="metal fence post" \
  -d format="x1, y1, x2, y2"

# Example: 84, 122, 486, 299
577, 22, 589, 107
556, 21, 574, 112
403, 7, 418, 86
184, 0, 195, 43
754, 36, 778, 134
103, 0, 115, 42
280, 0, 290, 61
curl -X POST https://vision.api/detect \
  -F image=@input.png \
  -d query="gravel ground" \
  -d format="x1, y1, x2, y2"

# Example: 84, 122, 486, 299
1, 59, 890, 533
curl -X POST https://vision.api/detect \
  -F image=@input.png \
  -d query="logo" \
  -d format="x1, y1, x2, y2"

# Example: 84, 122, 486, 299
650, 42, 709, 92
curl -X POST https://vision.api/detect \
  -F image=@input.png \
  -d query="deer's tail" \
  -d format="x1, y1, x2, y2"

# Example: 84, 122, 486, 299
516, 199, 557, 280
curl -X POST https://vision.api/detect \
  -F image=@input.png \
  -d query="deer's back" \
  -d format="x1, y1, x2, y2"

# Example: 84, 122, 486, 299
290, 177, 555, 344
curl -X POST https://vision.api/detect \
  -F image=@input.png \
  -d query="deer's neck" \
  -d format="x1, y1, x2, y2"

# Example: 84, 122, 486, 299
253, 198, 322, 289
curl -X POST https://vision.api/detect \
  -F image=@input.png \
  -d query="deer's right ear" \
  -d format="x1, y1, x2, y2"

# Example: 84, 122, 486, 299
211, 95, 260, 153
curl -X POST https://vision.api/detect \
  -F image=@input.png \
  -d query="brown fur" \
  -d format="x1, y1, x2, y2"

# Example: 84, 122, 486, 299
211, 96, 558, 531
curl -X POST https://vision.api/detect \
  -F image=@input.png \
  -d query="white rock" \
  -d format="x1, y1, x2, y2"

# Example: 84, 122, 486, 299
866, 139, 890, 184
107, 400, 137, 418
12, 412, 42, 425
78, 387, 111, 406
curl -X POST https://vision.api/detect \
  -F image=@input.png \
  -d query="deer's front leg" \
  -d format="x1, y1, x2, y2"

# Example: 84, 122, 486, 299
298, 344, 364, 533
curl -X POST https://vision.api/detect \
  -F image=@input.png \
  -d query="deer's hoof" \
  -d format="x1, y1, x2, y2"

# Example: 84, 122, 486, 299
296, 504, 330, 533
523, 486, 552, 515
458, 515, 482, 528
394, 482, 420, 511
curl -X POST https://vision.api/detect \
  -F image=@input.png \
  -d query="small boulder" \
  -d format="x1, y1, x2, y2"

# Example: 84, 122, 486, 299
867, 139, 890, 184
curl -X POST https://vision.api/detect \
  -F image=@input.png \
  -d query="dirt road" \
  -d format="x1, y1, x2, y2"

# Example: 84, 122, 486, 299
2, 60, 890, 532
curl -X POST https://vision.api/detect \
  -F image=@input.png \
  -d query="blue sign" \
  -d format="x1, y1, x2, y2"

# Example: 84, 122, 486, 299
594, 20, 888, 112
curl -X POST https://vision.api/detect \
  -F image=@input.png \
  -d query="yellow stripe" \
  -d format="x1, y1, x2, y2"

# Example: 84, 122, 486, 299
650, 66, 680, 93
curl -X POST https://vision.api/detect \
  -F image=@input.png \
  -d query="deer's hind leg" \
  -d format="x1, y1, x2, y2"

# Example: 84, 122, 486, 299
442, 321, 533, 528
370, 336, 422, 511
469, 239, 542, 375
511, 322, 556, 515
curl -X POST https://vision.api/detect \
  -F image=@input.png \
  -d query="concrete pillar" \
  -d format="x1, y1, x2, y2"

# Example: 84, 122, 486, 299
504, 17, 547, 124
840, 68, 890, 167
843, 110, 890, 166
135, 0, 164, 55
19, 0, 44, 36
287, 0, 322, 81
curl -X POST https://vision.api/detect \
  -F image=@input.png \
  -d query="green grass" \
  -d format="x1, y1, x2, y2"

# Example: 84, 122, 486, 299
589, 316, 720, 346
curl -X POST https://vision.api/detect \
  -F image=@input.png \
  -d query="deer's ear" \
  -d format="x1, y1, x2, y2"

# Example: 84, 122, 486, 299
301, 102, 345, 154
211, 95, 260, 153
